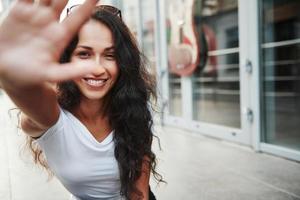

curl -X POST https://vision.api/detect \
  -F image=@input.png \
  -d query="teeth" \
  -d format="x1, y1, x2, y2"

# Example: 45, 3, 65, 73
84, 79, 106, 87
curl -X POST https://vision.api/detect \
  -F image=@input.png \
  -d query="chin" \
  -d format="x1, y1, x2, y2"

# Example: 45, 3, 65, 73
81, 91, 107, 101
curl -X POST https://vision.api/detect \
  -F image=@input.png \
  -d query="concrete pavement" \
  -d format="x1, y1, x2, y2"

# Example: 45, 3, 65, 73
1, 92, 300, 200
0, 92, 70, 200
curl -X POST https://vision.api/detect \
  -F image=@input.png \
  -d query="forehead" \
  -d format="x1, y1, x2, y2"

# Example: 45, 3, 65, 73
77, 20, 113, 47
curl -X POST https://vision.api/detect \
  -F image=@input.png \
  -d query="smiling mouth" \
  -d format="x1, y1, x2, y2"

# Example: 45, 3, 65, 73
82, 78, 108, 87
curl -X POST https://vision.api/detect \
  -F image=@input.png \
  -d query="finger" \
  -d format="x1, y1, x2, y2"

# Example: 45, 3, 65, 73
30, 6, 56, 26
51, 0, 68, 18
61, 0, 99, 42
17, 0, 34, 3
12, 1, 37, 19
45, 61, 97, 82
39, 0, 51, 6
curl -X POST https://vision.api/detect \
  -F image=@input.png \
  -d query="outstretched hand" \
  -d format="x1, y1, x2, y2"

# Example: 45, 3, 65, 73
0, 0, 99, 85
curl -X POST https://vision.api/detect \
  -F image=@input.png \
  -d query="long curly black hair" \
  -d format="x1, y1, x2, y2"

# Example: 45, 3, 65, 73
56, 8, 163, 199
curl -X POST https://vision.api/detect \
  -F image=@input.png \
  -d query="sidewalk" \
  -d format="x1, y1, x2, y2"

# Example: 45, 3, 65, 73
1, 93, 300, 200
0, 93, 69, 200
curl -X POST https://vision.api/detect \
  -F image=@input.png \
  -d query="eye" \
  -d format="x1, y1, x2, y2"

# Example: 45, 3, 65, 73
105, 53, 115, 60
75, 51, 91, 59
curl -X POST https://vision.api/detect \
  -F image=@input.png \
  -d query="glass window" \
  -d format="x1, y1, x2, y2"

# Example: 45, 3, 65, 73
121, 0, 139, 38
140, 1, 156, 58
165, 0, 183, 116
169, 74, 182, 116
141, 0, 157, 75
261, 0, 300, 150
120, 0, 157, 76
192, 0, 240, 128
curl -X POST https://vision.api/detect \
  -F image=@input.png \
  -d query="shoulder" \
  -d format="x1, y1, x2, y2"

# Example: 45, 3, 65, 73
35, 107, 71, 143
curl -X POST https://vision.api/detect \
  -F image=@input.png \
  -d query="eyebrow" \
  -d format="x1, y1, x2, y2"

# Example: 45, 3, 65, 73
76, 45, 115, 52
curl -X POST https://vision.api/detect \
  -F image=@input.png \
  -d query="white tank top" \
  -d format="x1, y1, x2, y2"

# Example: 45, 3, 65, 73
36, 108, 123, 200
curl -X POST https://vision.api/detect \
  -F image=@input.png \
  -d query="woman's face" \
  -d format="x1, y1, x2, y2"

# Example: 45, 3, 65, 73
71, 20, 119, 101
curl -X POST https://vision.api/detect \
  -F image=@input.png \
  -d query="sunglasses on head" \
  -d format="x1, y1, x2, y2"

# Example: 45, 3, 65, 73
67, 4, 122, 20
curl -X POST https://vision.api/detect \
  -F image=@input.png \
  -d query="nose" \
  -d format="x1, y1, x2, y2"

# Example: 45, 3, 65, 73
91, 55, 105, 76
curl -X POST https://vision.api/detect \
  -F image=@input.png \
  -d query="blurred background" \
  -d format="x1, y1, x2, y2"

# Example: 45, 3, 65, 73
0, 0, 300, 199
92, 0, 300, 159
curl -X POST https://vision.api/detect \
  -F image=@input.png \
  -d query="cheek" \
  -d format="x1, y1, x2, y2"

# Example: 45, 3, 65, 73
109, 67, 119, 87
113, 67, 120, 79
73, 79, 82, 88
107, 63, 119, 79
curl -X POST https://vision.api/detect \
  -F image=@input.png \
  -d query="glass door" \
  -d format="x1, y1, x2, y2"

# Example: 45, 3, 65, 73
161, 0, 253, 144
260, 0, 300, 154
164, 0, 184, 117
191, 0, 240, 128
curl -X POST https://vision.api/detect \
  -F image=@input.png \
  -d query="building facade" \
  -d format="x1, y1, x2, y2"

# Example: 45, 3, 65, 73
115, 0, 300, 162
1, 0, 300, 162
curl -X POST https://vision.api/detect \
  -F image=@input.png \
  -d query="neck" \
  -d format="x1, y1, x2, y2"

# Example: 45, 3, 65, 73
73, 98, 105, 122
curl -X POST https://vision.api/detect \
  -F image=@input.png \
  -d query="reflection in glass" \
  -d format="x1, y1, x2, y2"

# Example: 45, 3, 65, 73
166, 0, 183, 116
192, 0, 240, 128
261, 0, 300, 150
169, 74, 182, 116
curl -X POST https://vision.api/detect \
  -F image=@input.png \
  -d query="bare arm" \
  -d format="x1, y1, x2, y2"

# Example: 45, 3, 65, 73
0, 0, 99, 136
20, 112, 52, 138
132, 157, 151, 200
4, 82, 60, 137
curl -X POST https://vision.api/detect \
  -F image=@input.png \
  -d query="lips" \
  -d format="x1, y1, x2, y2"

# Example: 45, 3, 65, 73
82, 78, 108, 87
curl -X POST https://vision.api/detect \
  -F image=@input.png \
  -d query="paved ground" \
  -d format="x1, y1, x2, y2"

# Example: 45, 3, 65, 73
1, 92, 300, 200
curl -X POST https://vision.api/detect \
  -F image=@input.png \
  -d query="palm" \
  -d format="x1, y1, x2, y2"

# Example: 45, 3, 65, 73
0, 0, 98, 84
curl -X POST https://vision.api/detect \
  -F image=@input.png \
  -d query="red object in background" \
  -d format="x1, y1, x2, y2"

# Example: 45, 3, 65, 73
167, 0, 218, 76
168, 0, 200, 76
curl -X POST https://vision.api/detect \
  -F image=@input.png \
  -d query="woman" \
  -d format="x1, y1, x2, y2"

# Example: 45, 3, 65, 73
0, 0, 163, 199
